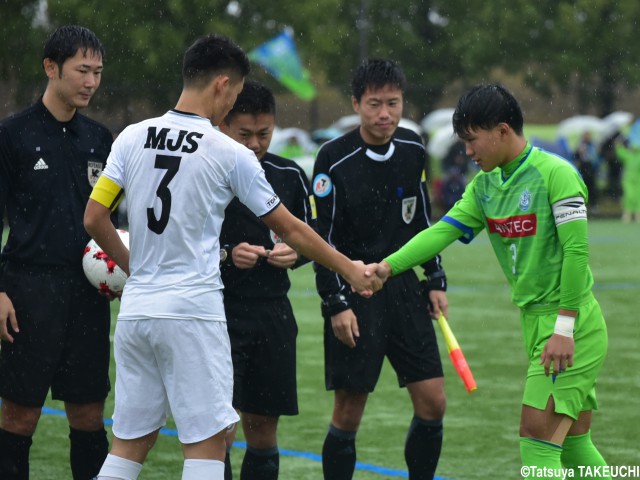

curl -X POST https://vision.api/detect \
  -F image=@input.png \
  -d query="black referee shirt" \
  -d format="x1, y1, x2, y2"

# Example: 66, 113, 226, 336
312, 126, 445, 299
0, 99, 113, 279
221, 152, 314, 301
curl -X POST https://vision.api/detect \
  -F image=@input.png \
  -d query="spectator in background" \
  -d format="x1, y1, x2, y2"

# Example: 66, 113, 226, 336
573, 131, 601, 211
441, 140, 471, 176
440, 166, 466, 211
599, 132, 623, 201
435, 140, 471, 214
614, 120, 640, 223
278, 136, 304, 160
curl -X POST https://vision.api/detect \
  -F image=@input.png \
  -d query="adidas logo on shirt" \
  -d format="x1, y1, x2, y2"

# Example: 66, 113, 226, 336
34, 158, 48, 170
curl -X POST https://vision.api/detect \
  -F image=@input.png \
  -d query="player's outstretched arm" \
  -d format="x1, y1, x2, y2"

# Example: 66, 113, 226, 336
262, 204, 382, 295
368, 260, 393, 283
355, 261, 393, 298
84, 198, 131, 277
368, 261, 449, 317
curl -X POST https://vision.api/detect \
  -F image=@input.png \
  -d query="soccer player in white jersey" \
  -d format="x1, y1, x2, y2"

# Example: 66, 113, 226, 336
371, 84, 611, 479
83, 34, 382, 480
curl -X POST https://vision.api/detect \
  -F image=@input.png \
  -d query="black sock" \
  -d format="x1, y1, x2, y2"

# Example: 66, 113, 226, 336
225, 445, 233, 480
69, 426, 109, 480
322, 424, 357, 480
240, 445, 279, 480
404, 416, 443, 480
0, 428, 32, 480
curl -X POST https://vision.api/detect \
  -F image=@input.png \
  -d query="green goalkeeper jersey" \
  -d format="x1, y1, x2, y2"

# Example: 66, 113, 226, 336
386, 143, 593, 311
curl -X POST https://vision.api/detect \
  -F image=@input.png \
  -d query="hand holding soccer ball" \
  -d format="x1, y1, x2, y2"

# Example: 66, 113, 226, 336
82, 229, 130, 296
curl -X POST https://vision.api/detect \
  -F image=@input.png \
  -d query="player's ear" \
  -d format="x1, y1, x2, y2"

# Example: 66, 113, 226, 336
213, 74, 231, 94
43, 58, 58, 80
497, 122, 511, 138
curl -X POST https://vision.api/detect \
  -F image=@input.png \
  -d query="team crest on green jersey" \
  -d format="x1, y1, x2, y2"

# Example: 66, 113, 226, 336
402, 196, 417, 224
519, 188, 532, 211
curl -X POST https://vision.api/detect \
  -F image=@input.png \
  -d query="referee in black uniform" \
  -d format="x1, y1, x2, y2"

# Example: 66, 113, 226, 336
218, 81, 314, 480
313, 59, 448, 480
0, 26, 114, 479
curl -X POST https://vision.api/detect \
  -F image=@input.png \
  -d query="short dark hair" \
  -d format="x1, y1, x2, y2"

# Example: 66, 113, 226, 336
182, 34, 250, 88
223, 80, 276, 125
42, 25, 105, 67
350, 59, 406, 102
453, 84, 524, 137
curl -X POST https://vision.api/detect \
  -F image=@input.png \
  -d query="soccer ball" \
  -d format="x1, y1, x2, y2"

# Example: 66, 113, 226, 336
82, 229, 130, 295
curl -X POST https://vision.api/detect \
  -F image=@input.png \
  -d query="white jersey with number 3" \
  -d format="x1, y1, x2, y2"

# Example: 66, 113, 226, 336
102, 110, 280, 321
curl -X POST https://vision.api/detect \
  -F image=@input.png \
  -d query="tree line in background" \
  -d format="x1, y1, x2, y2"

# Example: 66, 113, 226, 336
2, 0, 640, 131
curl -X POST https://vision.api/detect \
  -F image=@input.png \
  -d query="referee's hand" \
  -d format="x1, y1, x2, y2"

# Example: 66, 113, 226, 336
266, 242, 298, 269
0, 292, 18, 343
331, 309, 359, 348
232, 242, 268, 269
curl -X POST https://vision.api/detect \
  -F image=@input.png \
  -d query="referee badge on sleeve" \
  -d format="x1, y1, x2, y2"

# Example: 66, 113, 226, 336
313, 173, 332, 198
87, 161, 104, 187
402, 196, 417, 224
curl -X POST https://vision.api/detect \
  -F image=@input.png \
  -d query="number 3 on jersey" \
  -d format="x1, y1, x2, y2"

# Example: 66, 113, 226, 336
147, 154, 182, 234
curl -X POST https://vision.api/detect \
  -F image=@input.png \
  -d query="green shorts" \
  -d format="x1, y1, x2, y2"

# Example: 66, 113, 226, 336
520, 294, 608, 420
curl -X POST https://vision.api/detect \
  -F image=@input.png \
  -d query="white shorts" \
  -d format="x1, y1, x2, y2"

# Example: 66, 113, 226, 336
111, 318, 239, 444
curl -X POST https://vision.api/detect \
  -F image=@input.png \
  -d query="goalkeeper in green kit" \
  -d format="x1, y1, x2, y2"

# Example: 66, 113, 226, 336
370, 84, 610, 479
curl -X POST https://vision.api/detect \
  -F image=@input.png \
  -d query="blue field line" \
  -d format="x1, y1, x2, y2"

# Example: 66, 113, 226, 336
39, 406, 453, 479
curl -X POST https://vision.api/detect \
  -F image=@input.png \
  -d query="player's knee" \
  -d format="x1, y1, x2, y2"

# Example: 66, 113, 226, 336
433, 394, 447, 419
65, 403, 106, 432
332, 402, 366, 431
420, 397, 446, 420
332, 405, 364, 431
332, 391, 367, 429
243, 425, 278, 449
413, 389, 446, 420
519, 420, 551, 440
0, 401, 41, 436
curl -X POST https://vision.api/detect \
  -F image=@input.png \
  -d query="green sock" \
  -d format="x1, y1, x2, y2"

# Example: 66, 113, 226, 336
562, 431, 610, 479
520, 437, 564, 480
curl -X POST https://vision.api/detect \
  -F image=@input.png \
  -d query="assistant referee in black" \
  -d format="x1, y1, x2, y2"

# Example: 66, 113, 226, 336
0, 26, 114, 479
313, 59, 448, 480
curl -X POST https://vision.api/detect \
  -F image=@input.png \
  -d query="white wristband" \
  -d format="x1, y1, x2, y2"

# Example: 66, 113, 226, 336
554, 314, 575, 338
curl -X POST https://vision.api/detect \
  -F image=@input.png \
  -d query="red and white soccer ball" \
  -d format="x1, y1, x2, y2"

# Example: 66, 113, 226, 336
82, 229, 130, 295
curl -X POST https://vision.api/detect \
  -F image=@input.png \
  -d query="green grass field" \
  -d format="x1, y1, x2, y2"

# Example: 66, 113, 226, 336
27, 219, 640, 479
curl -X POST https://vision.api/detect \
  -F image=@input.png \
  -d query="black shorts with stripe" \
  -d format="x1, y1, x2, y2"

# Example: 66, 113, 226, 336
324, 270, 443, 392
